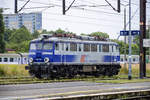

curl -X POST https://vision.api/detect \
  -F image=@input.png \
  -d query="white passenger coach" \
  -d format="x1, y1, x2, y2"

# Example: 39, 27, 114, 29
0, 53, 28, 64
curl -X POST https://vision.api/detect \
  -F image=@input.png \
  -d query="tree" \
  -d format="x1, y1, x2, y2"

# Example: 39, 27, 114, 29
9, 26, 32, 44
41, 29, 54, 34
112, 39, 127, 54
6, 26, 32, 52
55, 28, 74, 34
80, 33, 88, 36
7, 40, 30, 52
131, 43, 139, 55
0, 9, 5, 53
90, 32, 109, 39
32, 30, 40, 39
4, 28, 15, 42
55, 28, 66, 34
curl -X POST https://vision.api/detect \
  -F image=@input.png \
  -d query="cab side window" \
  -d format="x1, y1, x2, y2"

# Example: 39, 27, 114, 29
102, 44, 109, 52
70, 43, 77, 51
84, 44, 90, 52
55, 43, 59, 51
91, 44, 97, 52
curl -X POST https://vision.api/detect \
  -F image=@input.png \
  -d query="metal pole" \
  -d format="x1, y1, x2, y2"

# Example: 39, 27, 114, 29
15, 0, 18, 13
149, 21, 150, 57
62, 0, 65, 15
140, 0, 146, 79
124, 7, 127, 70
117, 0, 120, 13
128, 0, 132, 80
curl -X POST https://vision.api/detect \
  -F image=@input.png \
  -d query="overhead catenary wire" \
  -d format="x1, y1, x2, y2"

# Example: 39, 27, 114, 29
18, 0, 138, 18
18, 0, 30, 13
19, 2, 123, 16
18, 0, 61, 7
43, 11, 122, 22
19, 0, 140, 22
23, 6, 55, 10
18, 0, 140, 27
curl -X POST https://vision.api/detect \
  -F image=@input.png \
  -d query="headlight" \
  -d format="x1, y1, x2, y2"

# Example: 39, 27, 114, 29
29, 58, 33, 63
44, 57, 49, 63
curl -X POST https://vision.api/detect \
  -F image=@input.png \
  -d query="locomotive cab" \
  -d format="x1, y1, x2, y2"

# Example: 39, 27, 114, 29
28, 41, 53, 64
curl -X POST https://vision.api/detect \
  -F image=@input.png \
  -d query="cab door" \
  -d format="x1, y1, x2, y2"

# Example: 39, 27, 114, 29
110, 45, 114, 64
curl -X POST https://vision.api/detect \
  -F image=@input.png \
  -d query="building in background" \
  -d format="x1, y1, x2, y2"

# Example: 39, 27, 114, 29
3, 12, 42, 33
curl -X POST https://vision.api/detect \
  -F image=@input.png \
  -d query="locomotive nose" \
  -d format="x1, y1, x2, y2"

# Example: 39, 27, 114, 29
36, 52, 42, 58
34, 52, 43, 62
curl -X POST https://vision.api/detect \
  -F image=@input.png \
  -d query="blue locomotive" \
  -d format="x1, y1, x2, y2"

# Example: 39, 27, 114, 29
26, 34, 121, 79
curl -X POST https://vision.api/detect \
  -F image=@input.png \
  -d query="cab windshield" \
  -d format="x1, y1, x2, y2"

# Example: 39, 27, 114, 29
30, 43, 42, 50
30, 42, 53, 50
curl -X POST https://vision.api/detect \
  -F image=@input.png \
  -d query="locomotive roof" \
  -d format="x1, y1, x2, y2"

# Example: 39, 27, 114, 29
31, 37, 118, 45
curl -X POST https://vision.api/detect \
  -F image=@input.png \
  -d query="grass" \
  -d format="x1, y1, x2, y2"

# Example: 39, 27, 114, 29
118, 64, 150, 78
93, 63, 150, 84
0, 64, 29, 77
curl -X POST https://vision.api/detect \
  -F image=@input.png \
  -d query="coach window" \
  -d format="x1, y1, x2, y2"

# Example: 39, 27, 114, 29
70, 43, 77, 51
125, 58, 128, 62
121, 58, 123, 62
10, 58, 14, 62
4, 58, 8, 62
133, 58, 136, 62
55, 43, 59, 51
84, 44, 90, 52
0, 58, 2, 62
102, 44, 109, 52
91, 44, 97, 52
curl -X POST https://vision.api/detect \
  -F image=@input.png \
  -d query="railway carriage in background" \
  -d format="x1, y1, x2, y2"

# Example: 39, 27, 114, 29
0, 53, 28, 64
25, 34, 121, 79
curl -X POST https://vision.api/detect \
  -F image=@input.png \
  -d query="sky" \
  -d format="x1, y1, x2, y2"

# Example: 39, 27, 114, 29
0, 0, 150, 40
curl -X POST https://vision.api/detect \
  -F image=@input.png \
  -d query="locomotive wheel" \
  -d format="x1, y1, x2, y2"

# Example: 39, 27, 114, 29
104, 67, 113, 77
94, 72, 100, 77
35, 73, 42, 79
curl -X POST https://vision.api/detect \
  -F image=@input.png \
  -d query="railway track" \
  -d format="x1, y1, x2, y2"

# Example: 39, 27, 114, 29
0, 75, 150, 85
0, 76, 117, 85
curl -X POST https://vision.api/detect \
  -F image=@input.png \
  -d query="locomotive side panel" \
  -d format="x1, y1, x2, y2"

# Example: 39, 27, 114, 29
53, 42, 120, 65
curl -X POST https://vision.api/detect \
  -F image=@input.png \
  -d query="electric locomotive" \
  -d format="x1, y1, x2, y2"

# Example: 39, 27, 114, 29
25, 34, 121, 79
